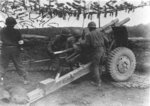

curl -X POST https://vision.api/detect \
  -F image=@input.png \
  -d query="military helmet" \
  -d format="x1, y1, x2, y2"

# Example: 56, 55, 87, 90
71, 28, 82, 38
61, 28, 71, 36
5, 17, 17, 26
88, 21, 96, 28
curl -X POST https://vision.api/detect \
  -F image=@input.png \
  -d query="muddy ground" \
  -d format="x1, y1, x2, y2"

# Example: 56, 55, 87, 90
0, 41, 150, 106
34, 80, 150, 106
0, 71, 150, 106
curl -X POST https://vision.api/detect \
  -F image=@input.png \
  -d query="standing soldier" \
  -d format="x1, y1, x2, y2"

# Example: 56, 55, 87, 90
74, 22, 108, 87
0, 17, 29, 85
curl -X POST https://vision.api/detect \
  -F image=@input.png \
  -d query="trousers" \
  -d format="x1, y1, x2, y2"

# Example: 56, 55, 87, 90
90, 47, 105, 84
0, 46, 28, 77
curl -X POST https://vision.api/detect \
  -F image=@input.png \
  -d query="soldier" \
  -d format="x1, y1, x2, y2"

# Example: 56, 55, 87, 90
0, 17, 29, 85
47, 28, 71, 55
74, 21, 108, 87
47, 28, 71, 71
65, 28, 83, 55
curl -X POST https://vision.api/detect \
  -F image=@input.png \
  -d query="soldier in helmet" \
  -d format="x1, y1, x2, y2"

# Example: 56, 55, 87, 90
0, 17, 29, 85
47, 28, 71, 71
74, 21, 108, 87
47, 28, 71, 55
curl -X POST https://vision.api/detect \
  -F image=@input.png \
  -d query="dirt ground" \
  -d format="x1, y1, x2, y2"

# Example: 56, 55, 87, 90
0, 42, 150, 106
34, 80, 150, 106
0, 71, 150, 106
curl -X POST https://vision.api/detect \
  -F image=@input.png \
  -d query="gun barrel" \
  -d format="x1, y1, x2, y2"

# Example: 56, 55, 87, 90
99, 18, 119, 31
104, 17, 130, 33
115, 17, 130, 26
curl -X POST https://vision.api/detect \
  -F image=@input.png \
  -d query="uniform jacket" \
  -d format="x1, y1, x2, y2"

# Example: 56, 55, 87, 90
0, 27, 22, 46
81, 29, 108, 49
48, 34, 68, 52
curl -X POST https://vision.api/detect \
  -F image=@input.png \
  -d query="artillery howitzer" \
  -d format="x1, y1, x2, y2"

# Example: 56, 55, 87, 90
49, 17, 135, 82
63, 17, 136, 82
26, 17, 136, 105
98, 17, 136, 81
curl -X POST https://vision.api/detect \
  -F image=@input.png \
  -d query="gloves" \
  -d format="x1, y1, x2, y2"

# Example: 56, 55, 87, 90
20, 48, 24, 51
73, 44, 78, 49
79, 39, 85, 45
73, 44, 80, 51
18, 40, 24, 45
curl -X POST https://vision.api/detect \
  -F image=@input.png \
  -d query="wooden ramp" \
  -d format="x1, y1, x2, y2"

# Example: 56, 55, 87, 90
26, 63, 91, 106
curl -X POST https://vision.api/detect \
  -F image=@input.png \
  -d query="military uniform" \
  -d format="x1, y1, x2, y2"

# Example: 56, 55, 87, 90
50, 34, 68, 51
47, 28, 71, 54
47, 28, 71, 71
0, 17, 28, 85
79, 22, 108, 86
66, 28, 82, 49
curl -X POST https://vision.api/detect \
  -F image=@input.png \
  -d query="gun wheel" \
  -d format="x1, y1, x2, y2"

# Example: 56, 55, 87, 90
107, 47, 136, 81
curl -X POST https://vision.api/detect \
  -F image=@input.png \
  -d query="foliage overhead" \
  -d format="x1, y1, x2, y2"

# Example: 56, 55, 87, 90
0, 0, 149, 28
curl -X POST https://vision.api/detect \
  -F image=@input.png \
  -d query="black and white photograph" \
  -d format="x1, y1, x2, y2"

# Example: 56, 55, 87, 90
0, 0, 150, 106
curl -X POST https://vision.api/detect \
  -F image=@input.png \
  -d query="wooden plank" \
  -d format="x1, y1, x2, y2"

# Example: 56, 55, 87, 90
27, 63, 91, 106
38, 78, 55, 95
27, 88, 44, 103
39, 63, 91, 95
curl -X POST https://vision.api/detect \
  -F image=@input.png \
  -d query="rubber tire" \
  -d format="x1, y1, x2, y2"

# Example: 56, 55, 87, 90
107, 47, 136, 82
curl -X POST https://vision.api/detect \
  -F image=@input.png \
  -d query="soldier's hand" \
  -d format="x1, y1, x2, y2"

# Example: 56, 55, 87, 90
20, 48, 24, 51
79, 39, 85, 45
73, 44, 80, 51
18, 40, 24, 45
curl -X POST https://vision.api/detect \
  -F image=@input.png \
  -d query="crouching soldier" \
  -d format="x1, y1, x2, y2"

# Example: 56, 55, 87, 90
47, 28, 71, 55
0, 17, 29, 85
47, 28, 71, 71
66, 28, 82, 49
73, 22, 108, 87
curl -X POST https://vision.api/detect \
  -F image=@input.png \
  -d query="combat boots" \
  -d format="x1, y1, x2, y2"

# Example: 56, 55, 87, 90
90, 79, 102, 87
